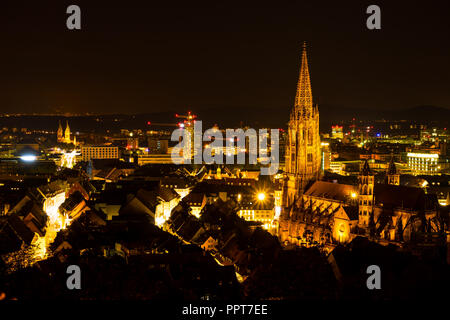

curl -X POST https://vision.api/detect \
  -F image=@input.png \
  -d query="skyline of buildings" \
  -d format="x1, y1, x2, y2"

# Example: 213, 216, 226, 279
0, 41, 449, 302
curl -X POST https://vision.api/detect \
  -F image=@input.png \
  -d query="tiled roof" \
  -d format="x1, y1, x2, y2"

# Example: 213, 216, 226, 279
374, 184, 430, 210
158, 186, 179, 202
183, 192, 205, 205
304, 181, 356, 202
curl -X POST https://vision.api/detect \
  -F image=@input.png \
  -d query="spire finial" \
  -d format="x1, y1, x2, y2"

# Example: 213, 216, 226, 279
294, 41, 313, 114
387, 155, 397, 175
361, 159, 372, 175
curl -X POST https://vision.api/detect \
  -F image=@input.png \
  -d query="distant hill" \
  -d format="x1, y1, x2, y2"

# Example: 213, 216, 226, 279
1, 105, 449, 132
318, 105, 450, 128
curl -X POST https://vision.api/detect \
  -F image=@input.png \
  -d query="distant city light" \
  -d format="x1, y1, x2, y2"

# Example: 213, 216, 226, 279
20, 155, 37, 161
257, 192, 266, 201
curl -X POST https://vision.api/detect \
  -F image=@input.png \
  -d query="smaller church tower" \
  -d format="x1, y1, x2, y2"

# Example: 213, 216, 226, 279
57, 120, 64, 143
358, 160, 374, 228
386, 156, 400, 185
64, 121, 71, 144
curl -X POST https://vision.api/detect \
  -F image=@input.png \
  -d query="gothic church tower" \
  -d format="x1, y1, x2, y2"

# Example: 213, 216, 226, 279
57, 120, 64, 143
386, 156, 400, 185
283, 43, 321, 207
64, 121, 71, 144
358, 160, 374, 228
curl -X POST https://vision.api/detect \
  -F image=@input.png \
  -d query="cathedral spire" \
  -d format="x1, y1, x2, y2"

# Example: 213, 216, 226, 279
284, 42, 321, 208
386, 155, 400, 185
294, 42, 313, 117
57, 120, 63, 142
64, 120, 71, 144
361, 159, 372, 176
387, 156, 397, 175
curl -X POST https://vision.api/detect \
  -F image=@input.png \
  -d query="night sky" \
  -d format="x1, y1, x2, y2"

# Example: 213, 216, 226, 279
1, 1, 450, 121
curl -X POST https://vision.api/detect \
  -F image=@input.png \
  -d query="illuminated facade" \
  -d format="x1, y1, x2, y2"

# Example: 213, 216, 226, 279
283, 43, 321, 207
321, 142, 331, 171
407, 152, 439, 175
136, 153, 182, 165
238, 208, 274, 228
237, 194, 276, 231
279, 180, 359, 247
60, 150, 79, 169
81, 146, 119, 161
331, 125, 344, 139
57, 120, 76, 145
154, 187, 180, 227
279, 160, 441, 249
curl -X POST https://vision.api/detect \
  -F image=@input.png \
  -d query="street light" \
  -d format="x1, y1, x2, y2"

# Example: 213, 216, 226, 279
257, 192, 266, 201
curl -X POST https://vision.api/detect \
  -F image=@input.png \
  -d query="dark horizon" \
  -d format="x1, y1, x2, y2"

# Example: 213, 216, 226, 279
1, 1, 450, 119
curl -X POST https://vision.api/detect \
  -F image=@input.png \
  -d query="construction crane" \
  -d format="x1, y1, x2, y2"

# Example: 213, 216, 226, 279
146, 111, 197, 128
175, 111, 197, 128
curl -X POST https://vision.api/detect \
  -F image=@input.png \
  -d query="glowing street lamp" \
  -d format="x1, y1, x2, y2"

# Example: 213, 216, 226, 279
257, 192, 266, 201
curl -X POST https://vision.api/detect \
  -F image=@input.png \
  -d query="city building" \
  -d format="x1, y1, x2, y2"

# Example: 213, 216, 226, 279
407, 152, 440, 175
331, 125, 344, 139
183, 192, 207, 218
135, 153, 182, 165
126, 137, 139, 150
148, 137, 168, 154
321, 142, 331, 171
81, 145, 119, 161
237, 195, 275, 230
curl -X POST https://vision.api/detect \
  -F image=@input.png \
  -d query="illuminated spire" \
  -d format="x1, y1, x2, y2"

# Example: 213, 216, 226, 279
65, 121, 70, 134
65, 120, 71, 143
294, 42, 313, 117
57, 120, 63, 142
